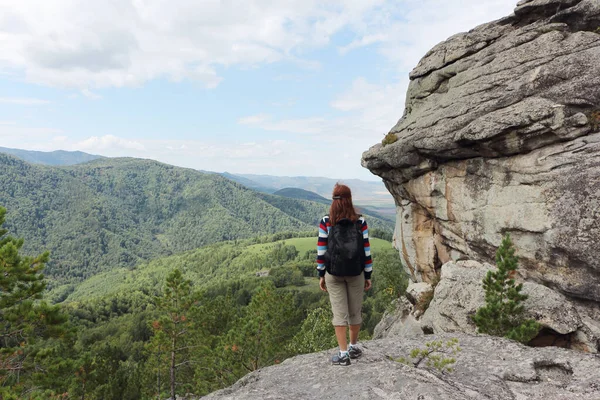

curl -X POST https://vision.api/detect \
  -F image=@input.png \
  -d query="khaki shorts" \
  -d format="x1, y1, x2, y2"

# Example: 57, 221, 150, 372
325, 272, 365, 326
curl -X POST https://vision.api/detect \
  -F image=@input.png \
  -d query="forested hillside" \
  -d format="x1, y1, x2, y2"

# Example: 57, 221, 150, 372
0, 205, 407, 399
0, 154, 393, 286
0, 153, 400, 399
51, 234, 393, 303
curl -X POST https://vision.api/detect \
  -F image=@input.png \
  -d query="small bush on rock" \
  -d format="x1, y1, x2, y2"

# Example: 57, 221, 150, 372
472, 234, 541, 344
382, 132, 398, 146
395, 338, 461, 373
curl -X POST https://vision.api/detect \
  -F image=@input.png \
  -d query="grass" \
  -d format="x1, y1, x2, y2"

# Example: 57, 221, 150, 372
245, 237, 392, 255
54, 235, 394, 304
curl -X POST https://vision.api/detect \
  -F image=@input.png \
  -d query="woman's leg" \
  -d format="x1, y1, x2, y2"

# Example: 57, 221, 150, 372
325, 272, 349, 351
347, 272, 366, 344
349, 324, 360, 345
334, 326, 348, 352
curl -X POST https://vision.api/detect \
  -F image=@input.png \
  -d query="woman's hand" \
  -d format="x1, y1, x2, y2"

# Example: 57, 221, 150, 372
364, 279, 372, 291
319, 277, 327, 292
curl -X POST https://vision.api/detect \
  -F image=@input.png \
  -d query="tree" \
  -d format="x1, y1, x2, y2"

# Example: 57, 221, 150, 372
287, 307, 337, 354
219, 282, 300, 383
148, 269, 199, 400
0, 206, 68, 397
472, 234, 540, 344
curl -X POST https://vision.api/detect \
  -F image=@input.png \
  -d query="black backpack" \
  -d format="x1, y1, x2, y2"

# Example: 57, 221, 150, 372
324, 217, 365, 276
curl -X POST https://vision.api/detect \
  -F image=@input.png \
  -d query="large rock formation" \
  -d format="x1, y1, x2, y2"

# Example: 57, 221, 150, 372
417, 261, 600, 352
201, 333, 600, 399
362, 0, 600, 350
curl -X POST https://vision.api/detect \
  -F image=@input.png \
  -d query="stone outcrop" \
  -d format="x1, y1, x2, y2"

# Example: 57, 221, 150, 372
406, 281, 434, 313
419, 261, 600, 351
362, 0, 600, 351
373, 297, 424, 339
201, 333, 600, 400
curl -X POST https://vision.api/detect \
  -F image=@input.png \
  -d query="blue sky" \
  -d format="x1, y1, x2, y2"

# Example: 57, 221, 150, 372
0, 0, 515, 180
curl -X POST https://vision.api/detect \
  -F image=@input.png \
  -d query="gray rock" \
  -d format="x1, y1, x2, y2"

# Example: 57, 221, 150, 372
406, 282, 434, 308
201, 333, 600, 400
373, 297, 423, 339
362, 0, 600, 338
412, 260, 598, 351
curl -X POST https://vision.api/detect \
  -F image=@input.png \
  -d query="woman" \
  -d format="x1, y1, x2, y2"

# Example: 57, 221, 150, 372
317, 183, 372, 365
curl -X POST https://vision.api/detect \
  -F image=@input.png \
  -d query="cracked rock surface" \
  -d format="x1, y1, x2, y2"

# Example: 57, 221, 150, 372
201, 333, 600, 400
361, 0, 600, 351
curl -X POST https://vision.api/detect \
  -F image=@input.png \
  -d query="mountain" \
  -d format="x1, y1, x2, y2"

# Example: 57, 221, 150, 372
0, 146, 103, 165
272, 188, 329, 204
220, 172, 276, 193
0, 154, 312, 283
233, 173, 394, 206
0, 154, 393, 288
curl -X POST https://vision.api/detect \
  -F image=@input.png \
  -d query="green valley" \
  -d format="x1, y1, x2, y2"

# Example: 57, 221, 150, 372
0, 153, 393, 287
0, 153, 404, 400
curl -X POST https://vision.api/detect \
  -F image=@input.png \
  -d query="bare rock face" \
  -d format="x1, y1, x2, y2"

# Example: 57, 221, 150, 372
201, 333, 600, 400
362, 0, 600, 343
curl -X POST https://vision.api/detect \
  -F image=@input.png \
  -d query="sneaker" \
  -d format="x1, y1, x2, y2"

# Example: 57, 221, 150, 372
348, 346, 363, 359
331, 352, 351, 366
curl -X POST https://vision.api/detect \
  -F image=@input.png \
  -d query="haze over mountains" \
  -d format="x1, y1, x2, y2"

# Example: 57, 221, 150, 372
227, 173, 394, 206
0, 146, 104, 166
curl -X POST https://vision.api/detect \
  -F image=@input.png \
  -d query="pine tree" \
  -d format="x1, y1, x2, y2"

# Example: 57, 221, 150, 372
148, 269, 199, 400
0, 206, 68, 397
472, 234, 540, 343
219, 282, 300, 383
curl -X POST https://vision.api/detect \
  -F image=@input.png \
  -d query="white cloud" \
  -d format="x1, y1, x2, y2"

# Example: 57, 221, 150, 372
0, 0, 520, 179
0, 125, 62, 139
241, 77, 407, 140
338, 34, 387, 55
81, 88, 102, 100
74, 135, 145, 151
0, 0, 388, 90
238, 0, 516, 162
0, 97, 50, 105
52, 135, 68, 142
353, 0, 516, 71
238, 114, 272, 125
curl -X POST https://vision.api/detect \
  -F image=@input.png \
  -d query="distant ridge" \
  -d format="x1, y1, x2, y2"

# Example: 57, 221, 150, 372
225, 173, 394, 206
273, 188, 329, 204
220, 172, 276, 193
0, 146, 103, 166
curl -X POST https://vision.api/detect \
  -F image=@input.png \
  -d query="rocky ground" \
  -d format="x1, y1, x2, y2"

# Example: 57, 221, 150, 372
201, 333, 600, 400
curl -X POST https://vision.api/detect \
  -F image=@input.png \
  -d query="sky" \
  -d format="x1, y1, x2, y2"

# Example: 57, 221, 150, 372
0, 0, 516, 180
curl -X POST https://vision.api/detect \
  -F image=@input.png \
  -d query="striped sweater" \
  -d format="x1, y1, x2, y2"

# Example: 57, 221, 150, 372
316, 215, 373, 279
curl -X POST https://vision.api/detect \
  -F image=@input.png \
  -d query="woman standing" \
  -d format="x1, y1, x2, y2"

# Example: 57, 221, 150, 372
317, 183, 372, 365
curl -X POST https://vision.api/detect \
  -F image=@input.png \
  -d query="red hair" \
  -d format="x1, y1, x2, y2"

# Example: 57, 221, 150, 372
329, 183, 359, 226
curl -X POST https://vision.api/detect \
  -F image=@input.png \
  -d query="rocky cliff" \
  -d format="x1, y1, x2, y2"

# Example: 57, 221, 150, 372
198, 2, 600, 399
362, 0, 600, 351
